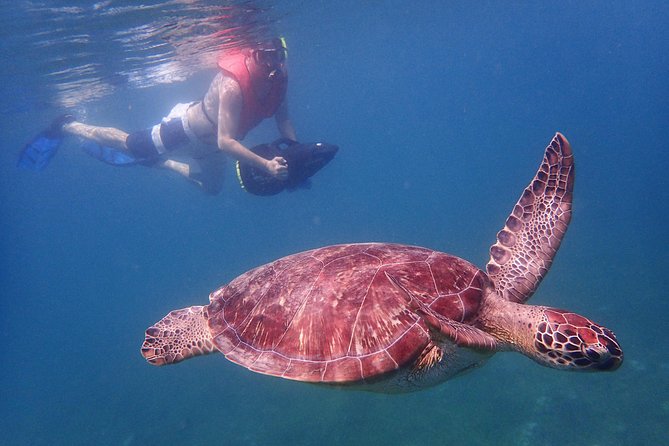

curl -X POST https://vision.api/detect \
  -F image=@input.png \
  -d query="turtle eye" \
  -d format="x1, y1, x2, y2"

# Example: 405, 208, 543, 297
576, 340, 623, 371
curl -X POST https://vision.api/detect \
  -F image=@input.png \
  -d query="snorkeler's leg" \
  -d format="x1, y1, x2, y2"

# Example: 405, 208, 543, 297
62, 121, 129, 151
159, 155, 224, 195
160, 158, 196, 177
159, 158, 205, 190
192, 152, 225, 195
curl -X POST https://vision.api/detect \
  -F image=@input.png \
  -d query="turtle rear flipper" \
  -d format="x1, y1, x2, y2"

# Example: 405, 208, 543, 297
142, 306, 216, 366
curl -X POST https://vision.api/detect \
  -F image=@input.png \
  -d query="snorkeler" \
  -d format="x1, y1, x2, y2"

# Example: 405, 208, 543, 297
18, 37, 335, 195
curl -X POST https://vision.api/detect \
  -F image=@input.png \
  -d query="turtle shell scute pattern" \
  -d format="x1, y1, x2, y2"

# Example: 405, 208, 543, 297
206, 243, 486, 383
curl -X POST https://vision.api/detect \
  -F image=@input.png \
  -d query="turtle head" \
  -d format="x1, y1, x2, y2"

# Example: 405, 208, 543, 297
531, 308, 623, 371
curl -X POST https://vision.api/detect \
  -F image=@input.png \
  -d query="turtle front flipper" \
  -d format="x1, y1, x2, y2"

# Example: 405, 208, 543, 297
141, 306, 216, 366
487, 133, 574, 303
385, 273, 498, 351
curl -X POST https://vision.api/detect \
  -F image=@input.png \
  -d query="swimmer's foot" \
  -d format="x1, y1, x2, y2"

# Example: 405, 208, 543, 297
47, 114, 76, 137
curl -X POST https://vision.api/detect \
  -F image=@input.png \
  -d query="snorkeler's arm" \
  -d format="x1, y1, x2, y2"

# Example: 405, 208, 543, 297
275, 98, 297, 141
216, 82, 288, 179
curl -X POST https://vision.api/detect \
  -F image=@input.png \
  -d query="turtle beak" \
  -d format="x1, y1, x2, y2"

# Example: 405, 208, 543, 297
588, 328, 624, 371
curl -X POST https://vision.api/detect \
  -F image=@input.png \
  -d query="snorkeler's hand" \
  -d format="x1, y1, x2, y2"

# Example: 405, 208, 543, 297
266, 156, 288, 180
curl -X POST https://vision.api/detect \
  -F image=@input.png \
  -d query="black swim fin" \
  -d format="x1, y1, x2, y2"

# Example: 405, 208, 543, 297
17, 114, 74, 171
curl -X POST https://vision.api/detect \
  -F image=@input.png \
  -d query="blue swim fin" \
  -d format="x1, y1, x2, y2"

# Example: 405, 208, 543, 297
82, 142, 139, 166
17, 131, 62, 171
17, 114, 75, 171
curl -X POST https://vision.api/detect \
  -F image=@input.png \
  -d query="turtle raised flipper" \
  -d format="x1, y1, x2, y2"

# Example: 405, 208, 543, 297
486, 132, 574, 303
142, 306, 216, 366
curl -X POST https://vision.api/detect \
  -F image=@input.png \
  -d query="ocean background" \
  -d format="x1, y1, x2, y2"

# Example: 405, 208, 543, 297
1, 1, 667, 445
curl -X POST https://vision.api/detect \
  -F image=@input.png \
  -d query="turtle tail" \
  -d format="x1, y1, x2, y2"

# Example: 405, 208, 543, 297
141, 305, 216, 366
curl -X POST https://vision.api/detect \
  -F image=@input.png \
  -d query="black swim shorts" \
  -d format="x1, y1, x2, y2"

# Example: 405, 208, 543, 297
125, 118, 190, 162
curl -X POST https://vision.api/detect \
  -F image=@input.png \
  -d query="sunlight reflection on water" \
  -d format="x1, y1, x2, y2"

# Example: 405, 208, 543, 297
10, 0, 279, 107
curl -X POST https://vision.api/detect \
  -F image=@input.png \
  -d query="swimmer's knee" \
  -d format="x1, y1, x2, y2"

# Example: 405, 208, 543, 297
126, 129, 161, 164
190, 168, 224, 195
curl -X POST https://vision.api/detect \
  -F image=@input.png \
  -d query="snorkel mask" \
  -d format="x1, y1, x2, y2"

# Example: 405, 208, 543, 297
252, 37, 287, 78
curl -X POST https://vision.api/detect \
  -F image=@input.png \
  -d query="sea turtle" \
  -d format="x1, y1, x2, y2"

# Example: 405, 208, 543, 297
141, 133, 623, 392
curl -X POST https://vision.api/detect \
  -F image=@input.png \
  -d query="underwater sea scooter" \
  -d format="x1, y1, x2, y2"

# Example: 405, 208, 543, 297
236, 138, 338, 196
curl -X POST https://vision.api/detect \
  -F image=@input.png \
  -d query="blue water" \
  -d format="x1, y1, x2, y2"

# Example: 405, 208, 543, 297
2, 1, 668, 445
